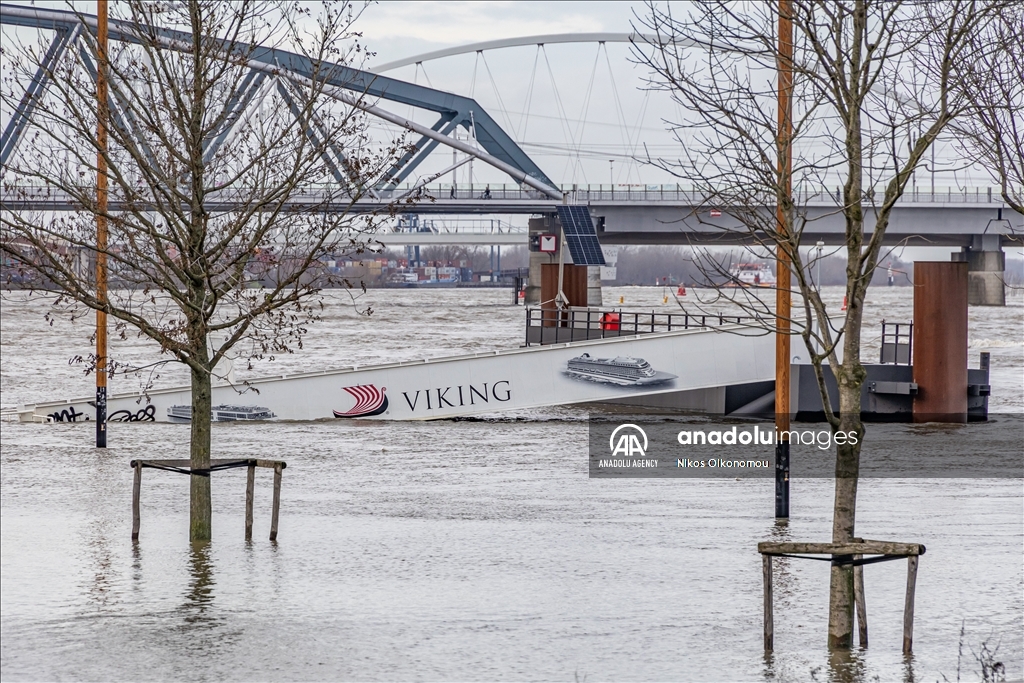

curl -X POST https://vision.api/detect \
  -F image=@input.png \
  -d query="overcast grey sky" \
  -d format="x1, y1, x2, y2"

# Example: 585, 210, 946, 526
357, 1, 644, 62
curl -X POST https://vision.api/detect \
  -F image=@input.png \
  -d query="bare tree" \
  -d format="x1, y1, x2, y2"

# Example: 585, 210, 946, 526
634, 0, 993, 649
950, 4, 1024, 216
0, 0, 405, 541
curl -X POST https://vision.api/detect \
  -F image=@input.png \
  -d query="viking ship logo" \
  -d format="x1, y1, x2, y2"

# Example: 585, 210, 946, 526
333, 384, 389, 418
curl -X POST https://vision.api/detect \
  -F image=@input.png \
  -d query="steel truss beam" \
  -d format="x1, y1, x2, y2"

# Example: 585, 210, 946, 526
0, 3, 556, 193
275, 79, 349, 187
202, 69, 266, 164
76, 37, 162, 170
383, 112, 459, 189
274, 77, 380, 198
0, 24, 78, 165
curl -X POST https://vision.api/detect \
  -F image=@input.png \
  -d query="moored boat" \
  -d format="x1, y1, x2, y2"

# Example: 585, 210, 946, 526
727, 263, 776, 287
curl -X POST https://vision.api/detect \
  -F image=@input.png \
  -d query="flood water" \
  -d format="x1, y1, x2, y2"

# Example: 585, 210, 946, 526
2, 285, 1022, 681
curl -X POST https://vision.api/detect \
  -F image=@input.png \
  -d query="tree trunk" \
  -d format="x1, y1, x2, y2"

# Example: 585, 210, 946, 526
189, 359, 213, 542
828, 292, 867, 648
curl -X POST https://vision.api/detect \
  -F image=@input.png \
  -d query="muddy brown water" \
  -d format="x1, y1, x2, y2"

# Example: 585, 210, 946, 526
2, 286, 1021, 681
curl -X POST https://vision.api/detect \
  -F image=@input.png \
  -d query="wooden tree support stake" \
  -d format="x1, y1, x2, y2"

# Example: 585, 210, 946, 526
763, 554, 774, 651
854, 554, 868, 647
757, 539, 923, 653
270, 463, 283, 542
903, 555, 919, 654
245, 462, 256, 541
129, 458, 285, 541
131, 461, 142, 540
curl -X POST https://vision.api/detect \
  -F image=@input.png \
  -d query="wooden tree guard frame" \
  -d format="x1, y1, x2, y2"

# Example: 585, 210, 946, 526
757, 538, 925, 653
130, 458, 287, 541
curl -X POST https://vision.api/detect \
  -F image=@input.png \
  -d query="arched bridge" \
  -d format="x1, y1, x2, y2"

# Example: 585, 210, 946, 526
1, 6, 1019, 249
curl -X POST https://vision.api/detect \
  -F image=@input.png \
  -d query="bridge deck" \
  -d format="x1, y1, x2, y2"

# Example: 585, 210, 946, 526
5, 185, 1017, 246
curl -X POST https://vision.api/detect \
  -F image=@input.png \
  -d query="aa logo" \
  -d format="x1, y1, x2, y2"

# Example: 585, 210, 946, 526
609, 424, 648, 457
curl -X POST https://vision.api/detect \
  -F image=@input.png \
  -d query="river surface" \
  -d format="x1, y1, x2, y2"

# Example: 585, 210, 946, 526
2, 285, 1022, 682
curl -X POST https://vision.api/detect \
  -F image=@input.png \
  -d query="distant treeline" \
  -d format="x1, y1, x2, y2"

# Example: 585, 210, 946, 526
610, 246, 1024, 288
379, 246, 530, 273
381, 244, 1024, 289
11, 243, 1016, 290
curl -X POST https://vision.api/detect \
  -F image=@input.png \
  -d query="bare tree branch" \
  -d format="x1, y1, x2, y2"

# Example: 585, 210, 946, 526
632, 0, 995, 650
1, 0, 407, 540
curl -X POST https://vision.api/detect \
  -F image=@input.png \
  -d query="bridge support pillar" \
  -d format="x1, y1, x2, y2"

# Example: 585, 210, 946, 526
913, 261, 968, 422
952, 235, 1004, 306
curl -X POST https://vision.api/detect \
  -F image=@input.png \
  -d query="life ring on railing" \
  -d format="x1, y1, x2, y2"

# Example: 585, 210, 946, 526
600, 312, 621, 331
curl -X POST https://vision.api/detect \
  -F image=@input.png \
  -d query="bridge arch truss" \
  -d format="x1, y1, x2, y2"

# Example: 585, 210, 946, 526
0, 3, 560, 198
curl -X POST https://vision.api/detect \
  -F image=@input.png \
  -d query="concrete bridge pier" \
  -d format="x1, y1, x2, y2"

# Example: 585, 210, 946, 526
951, 234, 1005, 306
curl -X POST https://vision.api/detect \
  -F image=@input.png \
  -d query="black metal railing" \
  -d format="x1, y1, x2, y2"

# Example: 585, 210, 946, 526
880, 320, 913, 364
525, 307, 756, 346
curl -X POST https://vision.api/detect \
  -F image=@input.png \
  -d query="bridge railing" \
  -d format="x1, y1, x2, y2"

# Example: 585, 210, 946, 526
2, 182, 1014, 206
880, 320, 913, 365
391, 217, 526, 234
561, 185, 1008, 204
525, 306, 759, 346
384, 183, 1012, 204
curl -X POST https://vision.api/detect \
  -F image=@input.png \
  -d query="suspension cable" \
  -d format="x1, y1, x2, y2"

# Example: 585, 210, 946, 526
518, 46, 540, 140
480, 51, 518, 140
567, 44, 602, 184
418, 62, 435, 88
602, 43, 634, 185
408, 63, 420, 121
469, 50, 479, 99
629, 89, 651, 183
540, 44, 579, 184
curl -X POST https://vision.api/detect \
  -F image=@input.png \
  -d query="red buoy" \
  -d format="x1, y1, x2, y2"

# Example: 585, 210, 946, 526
677, 285, 686, 296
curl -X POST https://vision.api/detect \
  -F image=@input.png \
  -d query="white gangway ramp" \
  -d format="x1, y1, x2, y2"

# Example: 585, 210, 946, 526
23, 324, 774, 423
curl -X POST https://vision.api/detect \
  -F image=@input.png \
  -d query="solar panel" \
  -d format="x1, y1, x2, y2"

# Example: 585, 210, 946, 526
556, 205, 606, 266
